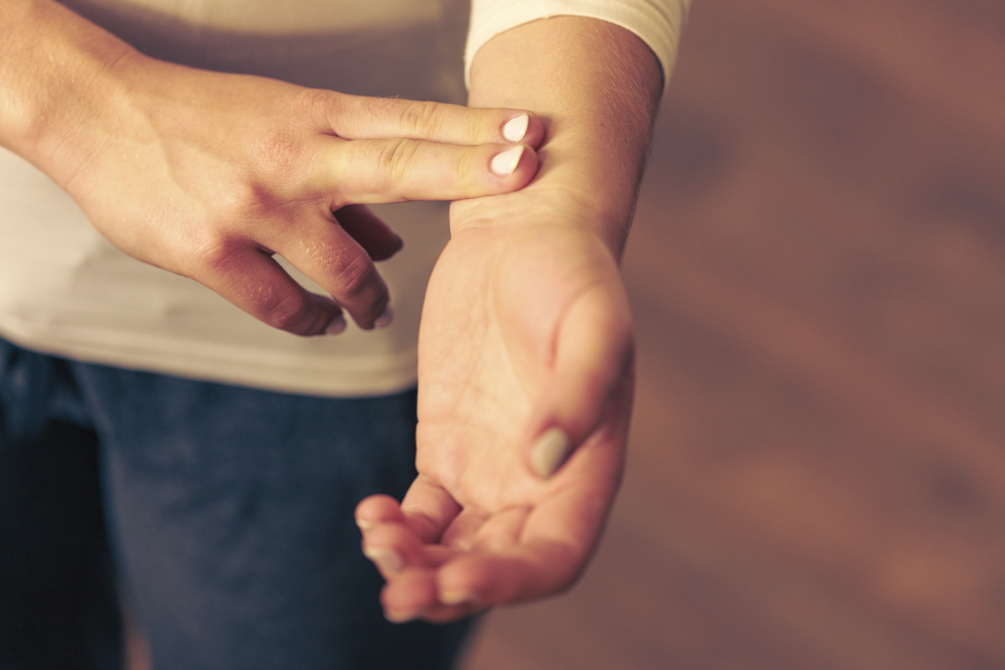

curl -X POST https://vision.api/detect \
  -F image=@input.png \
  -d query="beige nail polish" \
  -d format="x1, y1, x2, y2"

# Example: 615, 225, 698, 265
502, 114, 529, 143
490, 145, 525, 176
364, 547, 403, 573
440, 589, 478, 606
530, 427, 572, 479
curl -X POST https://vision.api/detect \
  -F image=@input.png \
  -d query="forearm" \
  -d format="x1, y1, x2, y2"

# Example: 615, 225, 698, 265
0, 0, 141, 181
466, 16, 664, 255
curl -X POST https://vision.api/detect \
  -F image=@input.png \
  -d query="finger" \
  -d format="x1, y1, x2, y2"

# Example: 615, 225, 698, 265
525, 285, 634, 478
355, 494, 406, 531
398, 475, 462, 544
194, 244, 345, 336
381, 567, 440, 624
439, 507, 491, 552
267, 214, 391, 329
322, 95, 544, 148
385, 569, 485, 625
361, 523, 429, 578
420, 601, 485, 624
333, 205, 402, 261
322, 138, 539, 207
434, 389, 631, 608
433, 541, 582, 611
357, 495, 456, 576
451, 506, 527, 554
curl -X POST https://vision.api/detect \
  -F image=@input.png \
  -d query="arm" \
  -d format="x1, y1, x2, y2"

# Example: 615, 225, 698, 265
464, 14, 663, 252
0, 0, 543, 334
356, 15, 676, 621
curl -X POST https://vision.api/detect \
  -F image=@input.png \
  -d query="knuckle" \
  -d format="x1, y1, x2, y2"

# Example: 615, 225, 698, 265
253, 129, 305, 179
398, 99, 443, 137
454, 145, 479, 182
332, 251, 377, 298
190, 239, 315, 334
259, 291, 312, 332
377, 138, 420, 185
296, 87, 343, 128
190, 232, 240, 275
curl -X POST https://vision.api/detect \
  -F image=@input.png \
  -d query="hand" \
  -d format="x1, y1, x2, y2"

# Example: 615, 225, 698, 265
356, 190, 634, 622
41, 52, 542, 335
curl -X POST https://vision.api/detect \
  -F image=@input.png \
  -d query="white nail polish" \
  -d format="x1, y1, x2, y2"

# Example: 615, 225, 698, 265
374, 306, 394, 329
324, 314, 347, 335
502, 114, 529, 143
490, 145, 524, 176
530, 427, 572, 479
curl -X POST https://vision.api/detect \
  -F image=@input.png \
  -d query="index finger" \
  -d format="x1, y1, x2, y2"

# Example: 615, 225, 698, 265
317, 94, 545, 147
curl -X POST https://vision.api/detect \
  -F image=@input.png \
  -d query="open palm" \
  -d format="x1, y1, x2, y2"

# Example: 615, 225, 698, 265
356, 191, 635, 622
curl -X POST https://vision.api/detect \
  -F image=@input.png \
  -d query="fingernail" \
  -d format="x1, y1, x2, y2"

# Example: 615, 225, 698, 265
502, 114, 529, 143
530, 427, 572, 479
440, 589, 478, 606
374, 306, 394, 329
385, 608, 424, 624
364, 547, 403, 573
324, 314, 347, 335
490, 145, 525, 176
355, 517, 375, 531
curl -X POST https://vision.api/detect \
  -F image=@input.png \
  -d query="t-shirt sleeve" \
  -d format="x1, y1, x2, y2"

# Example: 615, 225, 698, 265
464, 0, 692, 90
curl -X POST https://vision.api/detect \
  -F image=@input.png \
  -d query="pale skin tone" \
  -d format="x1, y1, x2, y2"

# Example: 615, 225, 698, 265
1, 0, 663, 630
355, 17, 663, 622
1, 0, 543, 334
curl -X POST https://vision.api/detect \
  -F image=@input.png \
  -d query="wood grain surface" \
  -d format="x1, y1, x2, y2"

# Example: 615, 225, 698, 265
462, 1, 1005, 668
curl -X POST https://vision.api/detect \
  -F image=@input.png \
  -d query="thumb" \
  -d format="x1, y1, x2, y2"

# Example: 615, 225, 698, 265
524, 284, 635, 479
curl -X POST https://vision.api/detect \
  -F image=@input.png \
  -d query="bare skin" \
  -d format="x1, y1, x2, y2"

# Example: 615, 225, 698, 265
2, 0, 668, 630
0, 0, 543, 334
356, 16, 664, 622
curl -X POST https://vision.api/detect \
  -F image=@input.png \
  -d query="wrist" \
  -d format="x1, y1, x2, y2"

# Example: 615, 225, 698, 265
465, 16, 662, 257
449, 184, 626, 261
0, 0, 143, 186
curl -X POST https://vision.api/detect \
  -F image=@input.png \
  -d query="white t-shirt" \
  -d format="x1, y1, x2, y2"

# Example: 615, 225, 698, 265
0, 0, 687, 396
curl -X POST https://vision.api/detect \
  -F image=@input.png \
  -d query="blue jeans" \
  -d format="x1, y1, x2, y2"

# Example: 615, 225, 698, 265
0, 339, 473, 669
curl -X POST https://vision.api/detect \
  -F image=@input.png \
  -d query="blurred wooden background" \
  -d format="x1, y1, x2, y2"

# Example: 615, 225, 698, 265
463, 0, 1005, 668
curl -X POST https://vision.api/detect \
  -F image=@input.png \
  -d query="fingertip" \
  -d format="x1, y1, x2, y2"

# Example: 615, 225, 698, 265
523, 112, 546, 149
343, 280, 391, 332
355, 494, 404, 529
487, 143, 539, 189
500, 111, 544, 148
501, 114, 529, 143
489, 145, 525, 177
323, 313, 347, 336
436, 556, 495, 607
373, 305, 394, 329
438, 586, 481, 608
381, 568, 438, 622
287, 293, 345, 337
364, 546, 405, 574
529, 427, 573, 479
